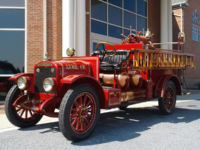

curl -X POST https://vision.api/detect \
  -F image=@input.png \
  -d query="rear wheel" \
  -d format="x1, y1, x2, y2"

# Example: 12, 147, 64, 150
158, 81, 176, 115
5, 85, 42, 127
59, 84, 100, 141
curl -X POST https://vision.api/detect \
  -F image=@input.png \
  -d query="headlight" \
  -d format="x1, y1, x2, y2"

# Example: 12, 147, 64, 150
17, 77, 27, 90
43, 78, 54, 92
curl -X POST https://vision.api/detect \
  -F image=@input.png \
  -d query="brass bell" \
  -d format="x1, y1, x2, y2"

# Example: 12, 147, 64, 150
66, 48, 76, 56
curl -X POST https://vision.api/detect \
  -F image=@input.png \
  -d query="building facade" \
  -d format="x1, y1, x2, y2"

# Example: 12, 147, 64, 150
1, 0, 199, 88
173, 0, 200, 88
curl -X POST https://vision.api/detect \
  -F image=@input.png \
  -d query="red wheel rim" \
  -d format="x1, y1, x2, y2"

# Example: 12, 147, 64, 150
70, 92, 96, 134
163, 87, 175, 110
14, 103, 37, 121
13, 92, 38, 121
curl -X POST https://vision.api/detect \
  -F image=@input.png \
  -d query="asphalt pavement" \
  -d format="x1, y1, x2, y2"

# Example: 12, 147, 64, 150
0, 93, 200, 150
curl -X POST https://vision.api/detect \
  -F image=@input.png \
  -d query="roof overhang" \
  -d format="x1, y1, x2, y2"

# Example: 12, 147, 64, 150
171, 0, 189, 9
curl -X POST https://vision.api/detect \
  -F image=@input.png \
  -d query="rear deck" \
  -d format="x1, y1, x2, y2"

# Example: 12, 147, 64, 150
132, 49, 194, 70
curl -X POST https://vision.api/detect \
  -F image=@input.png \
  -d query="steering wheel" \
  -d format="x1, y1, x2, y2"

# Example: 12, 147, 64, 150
96, 42, 116, 57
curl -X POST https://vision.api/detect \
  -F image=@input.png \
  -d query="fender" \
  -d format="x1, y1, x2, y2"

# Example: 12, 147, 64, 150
9, 73, 34, 82
155, 75, 182, 98
60, 74, 89, 84
9, 73, 34, 91
60, 74, 106, 108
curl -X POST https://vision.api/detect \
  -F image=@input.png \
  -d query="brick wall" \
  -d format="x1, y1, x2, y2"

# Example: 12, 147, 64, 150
173, 0, 200, 88
27, 0, 62, 73
183, 0, 200, 88
27, 0, 44, 73
47, 0, 62, 60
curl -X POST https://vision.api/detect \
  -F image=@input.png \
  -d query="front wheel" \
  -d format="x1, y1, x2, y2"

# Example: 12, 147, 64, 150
158, 81, 177, 115
59, 84, 100, 141
5, 85, 42, 128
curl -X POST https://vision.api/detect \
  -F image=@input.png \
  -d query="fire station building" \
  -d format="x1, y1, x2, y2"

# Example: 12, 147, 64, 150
0, 0, 200, 88
172, 0, 200, 88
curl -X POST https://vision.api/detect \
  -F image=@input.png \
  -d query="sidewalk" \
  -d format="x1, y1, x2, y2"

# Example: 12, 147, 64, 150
0, 105, 4, 114
0, 97, 5, 115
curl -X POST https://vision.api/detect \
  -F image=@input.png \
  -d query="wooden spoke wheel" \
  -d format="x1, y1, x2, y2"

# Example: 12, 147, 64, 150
59, 84, 100, 141
70, 92, 97, 134
159, 81, 176, 115
5, 85, 42, 128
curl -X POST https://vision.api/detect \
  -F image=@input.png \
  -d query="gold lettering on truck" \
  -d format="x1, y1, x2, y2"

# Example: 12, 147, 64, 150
65, 65, 87, 70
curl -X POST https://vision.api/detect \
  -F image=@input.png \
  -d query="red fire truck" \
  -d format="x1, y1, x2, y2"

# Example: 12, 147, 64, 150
4, 31, 194, 141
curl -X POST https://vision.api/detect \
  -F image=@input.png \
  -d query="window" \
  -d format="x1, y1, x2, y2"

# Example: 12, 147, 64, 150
192, 11, 199, 25
192, 24, 199, 41
124, 11, 136, 29
137, 16, 147, 31
124, 0, 136, 12
0, 9, 25, 28
108, 0, 122, 7
91, 20, 107, 35
0, 0, 24, 7
0, 31, 25, 73
137, 0, 147, 17
109, 25, 122, 39
91, 0, 107, 22
109, 6, 122, 26
91, 0, 147, 39
0, 0, 25, 75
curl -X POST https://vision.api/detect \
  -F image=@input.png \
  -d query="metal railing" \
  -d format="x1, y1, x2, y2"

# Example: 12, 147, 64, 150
132, 49, 194, 69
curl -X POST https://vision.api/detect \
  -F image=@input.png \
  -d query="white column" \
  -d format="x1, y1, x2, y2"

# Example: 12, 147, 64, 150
180, 7, 183, 32
25, 0, 27, 72
161, 0, 168, 49
62, 0, 75, 57
168, 0, 173, 49
43, 0, 47, 59
160, 0, 173, 49
75, 0, 86, 56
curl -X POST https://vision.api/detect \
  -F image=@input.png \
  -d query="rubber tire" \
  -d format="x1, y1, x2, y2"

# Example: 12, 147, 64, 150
5, 85, 43, 128
59, 84, 100, 141
158, 81, 177, 115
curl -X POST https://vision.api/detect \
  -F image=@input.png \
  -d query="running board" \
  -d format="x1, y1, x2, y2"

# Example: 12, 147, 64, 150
103, 87, 146, 108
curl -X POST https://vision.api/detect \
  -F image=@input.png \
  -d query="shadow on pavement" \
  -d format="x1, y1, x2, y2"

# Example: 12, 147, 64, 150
19, 105, 200, 145
19, 121, 59, 133
75, 107, 200, 145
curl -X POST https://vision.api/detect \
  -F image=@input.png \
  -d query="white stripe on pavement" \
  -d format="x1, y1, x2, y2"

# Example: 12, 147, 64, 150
0, 127, 19, 133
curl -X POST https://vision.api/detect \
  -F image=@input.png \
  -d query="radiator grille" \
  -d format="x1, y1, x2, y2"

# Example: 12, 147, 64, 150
35, 67, 56, 93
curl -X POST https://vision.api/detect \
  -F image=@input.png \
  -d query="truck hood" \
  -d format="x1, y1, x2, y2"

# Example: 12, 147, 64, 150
35, 56, 99, 79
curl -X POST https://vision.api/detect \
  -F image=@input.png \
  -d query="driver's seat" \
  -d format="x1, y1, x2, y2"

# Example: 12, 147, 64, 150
92, 50, 130, 72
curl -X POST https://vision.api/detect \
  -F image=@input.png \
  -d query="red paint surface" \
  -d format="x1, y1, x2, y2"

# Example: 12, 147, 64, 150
106, 43, 143, 50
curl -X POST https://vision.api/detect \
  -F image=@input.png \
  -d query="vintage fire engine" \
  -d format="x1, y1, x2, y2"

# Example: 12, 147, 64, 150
5, 30, 194, 141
